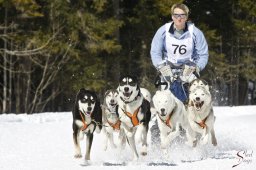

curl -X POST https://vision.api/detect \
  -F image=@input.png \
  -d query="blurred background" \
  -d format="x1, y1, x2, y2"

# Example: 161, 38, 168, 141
0, 0, 256, 114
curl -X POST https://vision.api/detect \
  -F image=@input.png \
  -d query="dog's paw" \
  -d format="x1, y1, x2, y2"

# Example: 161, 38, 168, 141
95, 126, 101, 133
200, 134, 209, 145
126, 131, 133, 137
161, 139, 169, 149
141, 145, 147, 156
185, 140, 194, 147
111, 144, 117, 149
103, 145, 108, 151
74, 153, 82, 158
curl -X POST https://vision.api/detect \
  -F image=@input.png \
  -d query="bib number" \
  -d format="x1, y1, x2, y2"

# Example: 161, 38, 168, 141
172, 44, 187, 55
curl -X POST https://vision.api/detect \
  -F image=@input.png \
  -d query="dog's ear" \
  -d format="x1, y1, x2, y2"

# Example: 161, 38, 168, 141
79, 88, 86, 93
104, 90, 110, 97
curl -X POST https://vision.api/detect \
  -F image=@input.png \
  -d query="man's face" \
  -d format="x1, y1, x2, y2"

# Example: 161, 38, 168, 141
172, 8, 187, 29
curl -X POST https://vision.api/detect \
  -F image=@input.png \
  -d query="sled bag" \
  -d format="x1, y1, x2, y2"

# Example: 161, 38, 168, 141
170, 80, 188, 102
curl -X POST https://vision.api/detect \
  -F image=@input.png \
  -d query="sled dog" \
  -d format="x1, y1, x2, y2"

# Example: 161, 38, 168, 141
72, 88, 102, 160
117, 75, 151, 160
187, 86, 217, 146
152, 90, 190, 148
101, 89, 126, 150
189, 79, 210, 93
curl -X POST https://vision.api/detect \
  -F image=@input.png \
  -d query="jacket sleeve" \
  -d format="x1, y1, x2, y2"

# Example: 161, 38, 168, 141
150, 25, 166, 69
192, 27, 209, 71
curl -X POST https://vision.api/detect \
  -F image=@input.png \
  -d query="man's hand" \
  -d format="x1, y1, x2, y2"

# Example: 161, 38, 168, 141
158, 65, 173, 77
181, 65, 200, 83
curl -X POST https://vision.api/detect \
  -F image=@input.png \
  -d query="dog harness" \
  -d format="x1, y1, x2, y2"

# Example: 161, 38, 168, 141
79, 111, 92, 131
107, 119, 121, 130
195, 116, 208, 129
121, 107, 140, 127
189, 101, 208, 129
158, 111, 174, 128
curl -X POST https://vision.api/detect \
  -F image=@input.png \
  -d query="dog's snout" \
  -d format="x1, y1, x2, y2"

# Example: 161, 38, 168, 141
196, 97, 200, 101
87, 106, 92, 111
124, 87, 129, 92
110, 99, 115, 103
160, 108, 165, 113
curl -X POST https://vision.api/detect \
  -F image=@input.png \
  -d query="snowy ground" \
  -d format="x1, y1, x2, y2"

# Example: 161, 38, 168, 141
0, 106, 256, 170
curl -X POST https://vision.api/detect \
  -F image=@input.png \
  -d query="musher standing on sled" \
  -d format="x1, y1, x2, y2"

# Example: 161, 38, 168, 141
150, 3, 209, 103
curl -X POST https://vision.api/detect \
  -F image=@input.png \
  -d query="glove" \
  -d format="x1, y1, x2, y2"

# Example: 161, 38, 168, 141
158, 64, 173, 77
181, 65, 200, 83
183, 65, 200, 76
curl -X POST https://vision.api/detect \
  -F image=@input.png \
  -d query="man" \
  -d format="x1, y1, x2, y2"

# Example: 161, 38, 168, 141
150, 3, 208, 102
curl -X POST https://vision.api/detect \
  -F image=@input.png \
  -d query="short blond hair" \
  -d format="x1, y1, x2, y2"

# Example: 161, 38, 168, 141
171, 4, 189, 16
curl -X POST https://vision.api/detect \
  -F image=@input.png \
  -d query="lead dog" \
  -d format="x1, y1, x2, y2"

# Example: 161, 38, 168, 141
117, 75, 151, 160
72, 88, 102, 161
187, 85, 217, 146
152, 90, 191, 148
101, 89, 126, 150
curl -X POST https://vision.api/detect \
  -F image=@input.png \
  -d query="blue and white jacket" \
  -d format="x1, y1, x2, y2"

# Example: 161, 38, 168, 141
150, 21, 208, 71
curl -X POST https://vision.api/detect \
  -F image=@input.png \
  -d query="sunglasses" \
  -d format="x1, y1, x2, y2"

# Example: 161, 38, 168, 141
172, 13, 187, 19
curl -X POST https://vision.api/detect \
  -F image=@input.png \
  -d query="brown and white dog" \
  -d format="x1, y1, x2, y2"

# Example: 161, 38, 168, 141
117, 75, 151, 160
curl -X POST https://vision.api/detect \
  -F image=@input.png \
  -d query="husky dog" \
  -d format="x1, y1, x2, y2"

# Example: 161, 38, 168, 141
187, 86, 217, 146
72, 88, 102, 161
117, 75, 151, 160
101, 89, 126, 150
152, 90, 190, 148
189, 79, 210, 93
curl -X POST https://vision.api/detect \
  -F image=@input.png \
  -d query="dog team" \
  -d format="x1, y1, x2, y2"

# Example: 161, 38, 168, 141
72, 75, 217, 162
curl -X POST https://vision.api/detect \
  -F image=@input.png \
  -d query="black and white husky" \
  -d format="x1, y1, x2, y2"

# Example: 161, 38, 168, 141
72, 88, 102, 161
117, 75, 151, 160
101, 89, 126, 150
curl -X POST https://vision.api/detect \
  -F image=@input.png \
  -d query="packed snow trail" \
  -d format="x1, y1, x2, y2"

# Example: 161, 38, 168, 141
0, 106, 255, 170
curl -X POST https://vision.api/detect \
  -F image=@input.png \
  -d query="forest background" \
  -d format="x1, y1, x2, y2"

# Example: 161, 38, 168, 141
1, 0, 256, 114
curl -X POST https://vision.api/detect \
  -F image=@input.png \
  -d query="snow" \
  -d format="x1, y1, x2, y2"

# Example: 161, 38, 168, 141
0, 106, 256, 170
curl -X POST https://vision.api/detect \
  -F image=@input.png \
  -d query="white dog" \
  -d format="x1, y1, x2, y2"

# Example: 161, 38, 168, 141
187, 86, 217, 146
152, 90, 189, 149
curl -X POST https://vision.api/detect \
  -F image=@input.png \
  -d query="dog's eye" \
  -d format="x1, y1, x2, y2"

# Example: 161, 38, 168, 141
81, 98, 86, 102
122, 78, 127, 83
200, 83, 203, 85
202, 94, 205, 96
